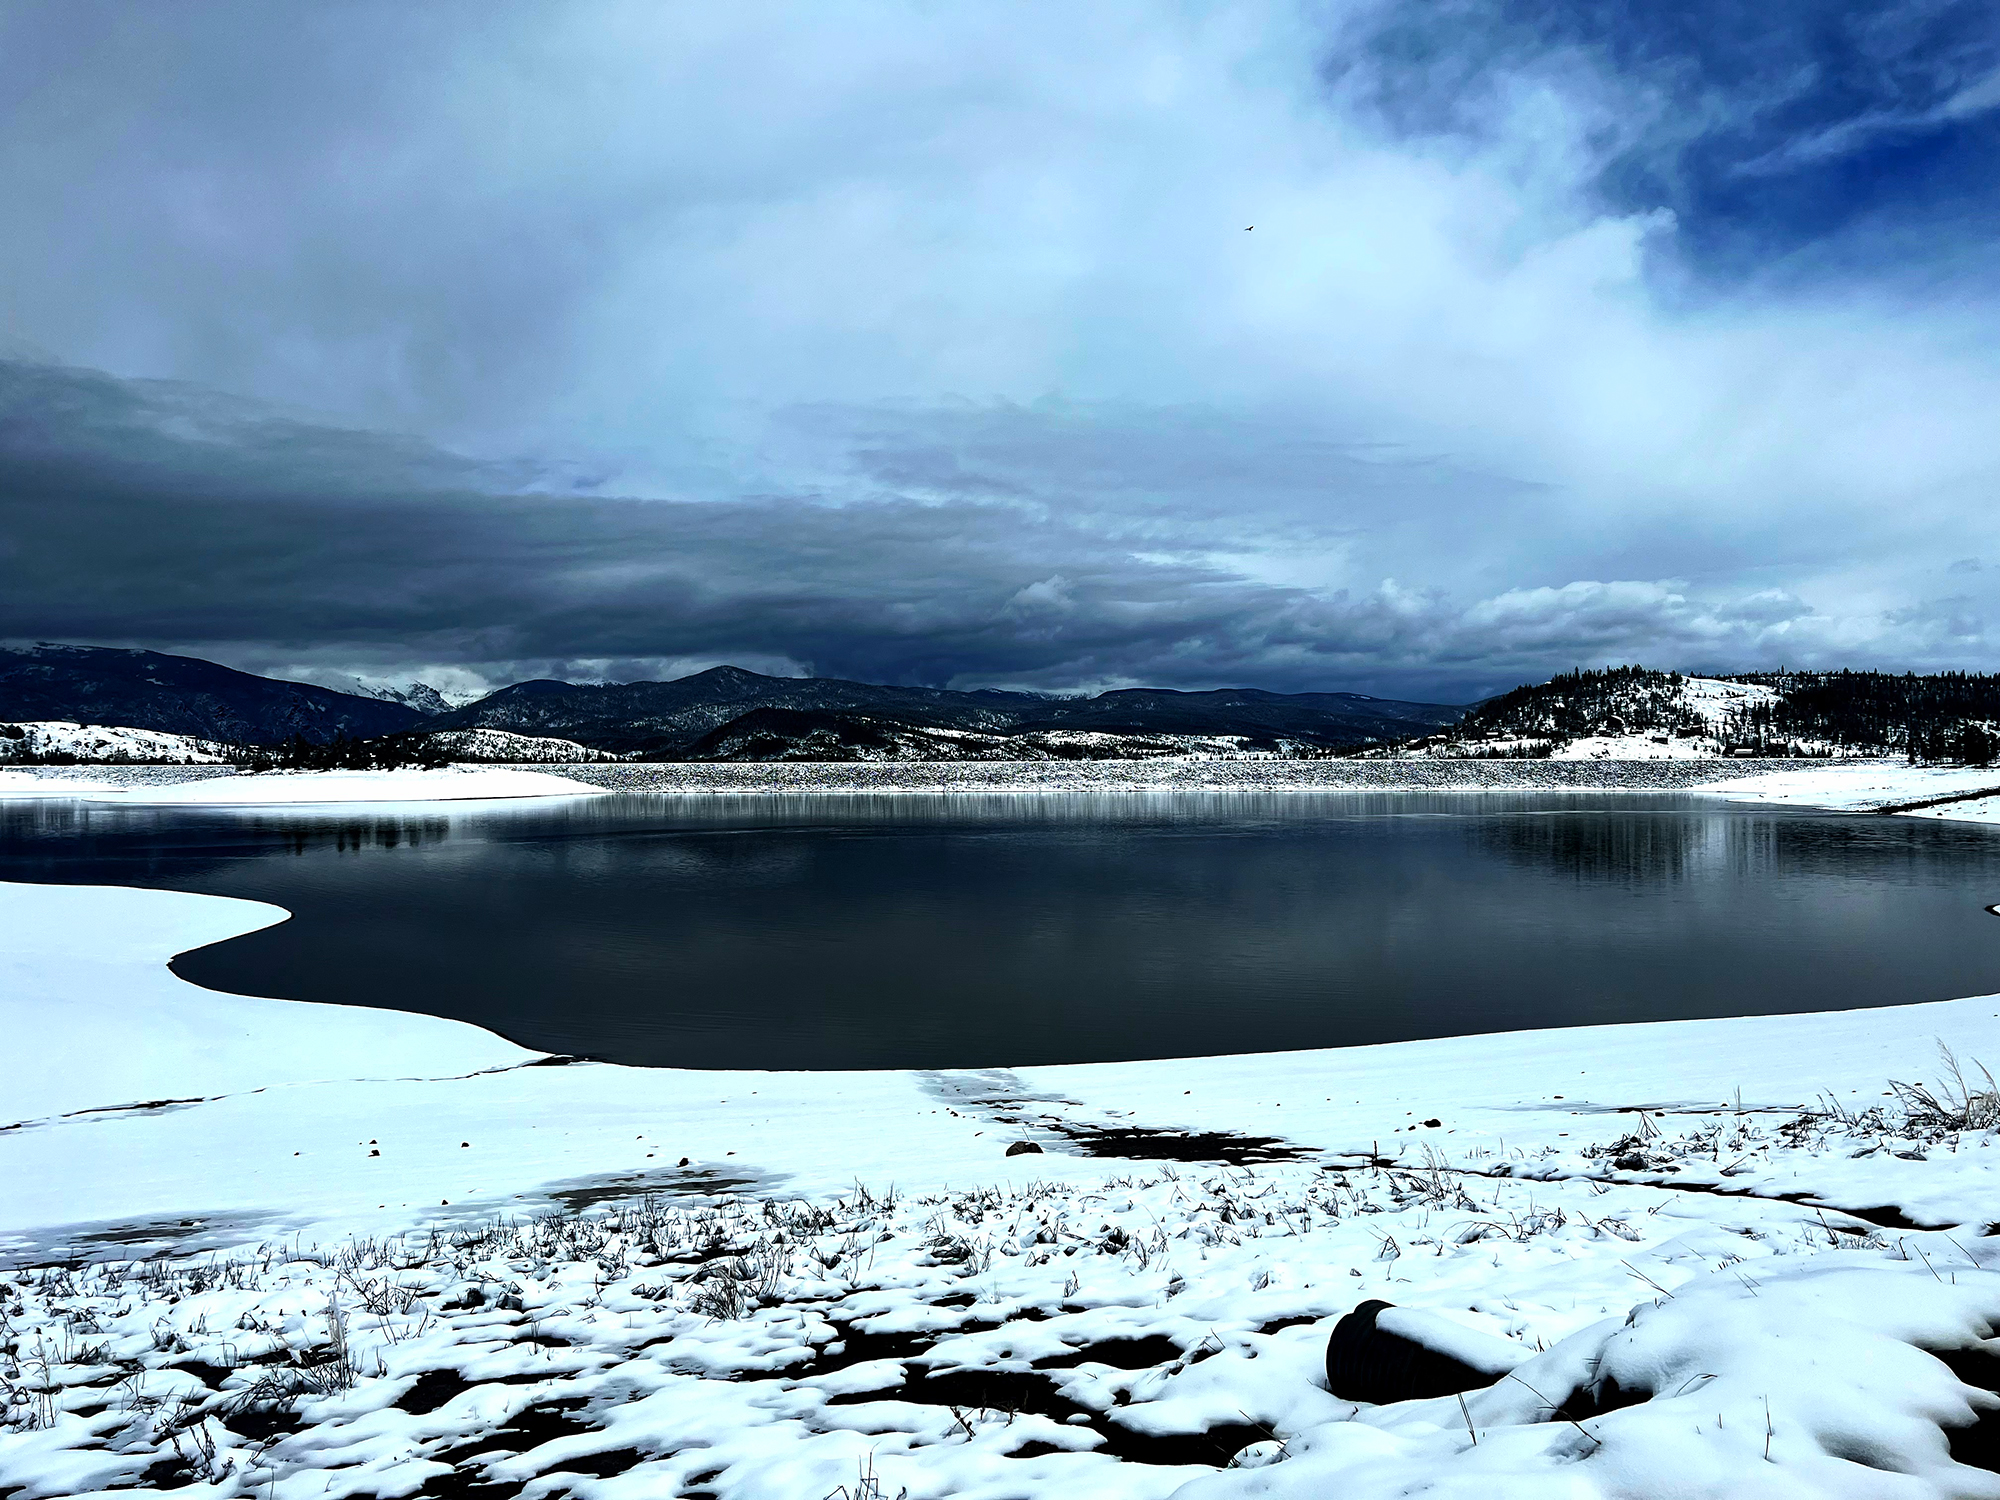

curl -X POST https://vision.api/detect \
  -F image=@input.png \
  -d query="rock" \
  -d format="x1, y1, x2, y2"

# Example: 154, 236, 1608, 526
1422, 1118, 1442, 1128
1006, 1140, 1043, 1156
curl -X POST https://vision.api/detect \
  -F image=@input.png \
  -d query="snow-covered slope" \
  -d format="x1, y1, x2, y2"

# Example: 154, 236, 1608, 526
1541, 675, 1785, 758
314, 675, 464, 714
0, 719, 231, 763
1386, 671, 1801, 759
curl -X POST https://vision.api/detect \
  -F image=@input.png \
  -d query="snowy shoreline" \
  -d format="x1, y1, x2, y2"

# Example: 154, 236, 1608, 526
5, 765, 2000, 1496
2, 766, 608, 805
8, 756, 2000, 826
2, 758, 1785, 799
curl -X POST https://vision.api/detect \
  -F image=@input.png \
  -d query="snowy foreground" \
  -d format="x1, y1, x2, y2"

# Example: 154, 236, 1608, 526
4, 765, 2000, 1497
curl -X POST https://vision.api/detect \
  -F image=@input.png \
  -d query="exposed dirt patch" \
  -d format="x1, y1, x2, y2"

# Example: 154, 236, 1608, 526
1036, 1335, 1186, 1370
1049, 1124, 1312, 1165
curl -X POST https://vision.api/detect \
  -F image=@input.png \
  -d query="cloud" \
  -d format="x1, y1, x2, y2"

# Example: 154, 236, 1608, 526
0, 3, 1997, 699
5, 355, 1992, 702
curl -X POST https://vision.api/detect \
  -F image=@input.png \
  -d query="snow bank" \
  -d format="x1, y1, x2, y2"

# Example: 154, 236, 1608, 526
1181, 1254, 2000, 1499
0, 883, 534, 1124
1700, 763, 2000, 816
91, 766, 603, 805
1901, 793, 2000, 828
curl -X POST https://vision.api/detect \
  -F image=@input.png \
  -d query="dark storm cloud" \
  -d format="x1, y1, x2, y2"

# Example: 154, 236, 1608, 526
0, 358, 1494, 694
2, 2, 1998, 696
6, 357, 1990, 702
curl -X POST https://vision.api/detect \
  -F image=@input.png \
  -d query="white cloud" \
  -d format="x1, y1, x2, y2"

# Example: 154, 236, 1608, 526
2, 0, 1997, 693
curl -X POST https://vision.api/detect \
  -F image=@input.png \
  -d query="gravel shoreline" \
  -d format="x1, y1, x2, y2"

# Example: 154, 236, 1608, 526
537, 757, 1803, 793
2, 757, 1820, 794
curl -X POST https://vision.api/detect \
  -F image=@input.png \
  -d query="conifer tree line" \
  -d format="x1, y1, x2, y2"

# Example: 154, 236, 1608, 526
1728, 671, 1998, 763
230, 733, 451, 772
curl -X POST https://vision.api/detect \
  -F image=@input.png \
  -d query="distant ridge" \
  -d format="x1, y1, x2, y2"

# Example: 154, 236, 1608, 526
428, 666, 1464, 757
1, 645, 1465, 760
0, 644, 425, 744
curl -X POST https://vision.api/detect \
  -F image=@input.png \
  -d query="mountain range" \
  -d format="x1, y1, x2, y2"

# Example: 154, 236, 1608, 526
9, 646, 1998, 765
425, 666, 1463, 757
0, 644, 426, 744
0, 644, 1465, 758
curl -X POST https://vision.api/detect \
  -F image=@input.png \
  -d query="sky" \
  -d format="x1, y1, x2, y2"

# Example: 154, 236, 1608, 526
2, 0, 1997, 704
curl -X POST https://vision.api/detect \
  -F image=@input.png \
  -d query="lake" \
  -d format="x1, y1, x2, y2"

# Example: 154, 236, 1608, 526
5, 791, 1999, 1069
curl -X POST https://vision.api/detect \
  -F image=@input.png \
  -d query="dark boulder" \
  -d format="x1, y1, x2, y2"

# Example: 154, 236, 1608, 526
1325, 1300, 1531, 1405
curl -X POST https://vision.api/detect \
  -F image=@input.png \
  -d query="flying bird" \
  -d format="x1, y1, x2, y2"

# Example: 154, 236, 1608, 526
1244, 225, 1253, 231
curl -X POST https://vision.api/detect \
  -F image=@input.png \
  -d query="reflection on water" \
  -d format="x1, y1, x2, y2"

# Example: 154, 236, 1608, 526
5, 792, 2000, 1069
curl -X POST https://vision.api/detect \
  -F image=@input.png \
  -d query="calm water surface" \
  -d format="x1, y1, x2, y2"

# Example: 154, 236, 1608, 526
6, 791, 2000, 1069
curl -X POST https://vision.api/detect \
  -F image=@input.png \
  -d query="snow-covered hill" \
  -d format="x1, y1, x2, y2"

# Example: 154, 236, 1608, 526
1380, 671, 1808, 760
1518, 679, 1785, 761
1386, 667, 2000, 762
0, 720, 231, 764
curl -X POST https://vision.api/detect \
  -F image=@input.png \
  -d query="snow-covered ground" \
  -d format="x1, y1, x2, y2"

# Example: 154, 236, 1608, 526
0, 721, 230, 765
81, 767, 605, 805
1700, 762, 2000, 824
5, 763, 2000, 1497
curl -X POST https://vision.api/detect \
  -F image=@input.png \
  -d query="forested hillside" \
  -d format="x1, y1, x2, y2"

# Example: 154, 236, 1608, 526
1393, 667, 1998, 762
1729, 670, 2000, 762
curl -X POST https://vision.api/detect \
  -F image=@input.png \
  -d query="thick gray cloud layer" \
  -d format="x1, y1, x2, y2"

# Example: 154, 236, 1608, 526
2, 1, 1997, 698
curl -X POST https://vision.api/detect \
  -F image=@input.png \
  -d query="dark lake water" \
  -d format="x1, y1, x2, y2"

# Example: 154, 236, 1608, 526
6, 791, 2000, 1069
